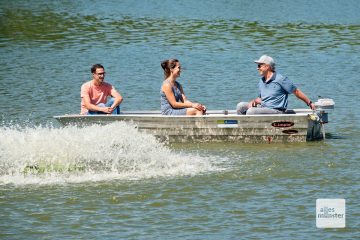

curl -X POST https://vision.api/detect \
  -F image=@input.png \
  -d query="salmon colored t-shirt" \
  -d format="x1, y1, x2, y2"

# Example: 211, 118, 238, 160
80, 81, 115, 114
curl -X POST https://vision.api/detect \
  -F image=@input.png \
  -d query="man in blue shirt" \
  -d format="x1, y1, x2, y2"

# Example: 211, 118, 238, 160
237, 55, 316, 115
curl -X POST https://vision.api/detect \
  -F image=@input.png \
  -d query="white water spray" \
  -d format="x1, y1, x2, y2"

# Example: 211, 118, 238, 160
0, 122, 216, 185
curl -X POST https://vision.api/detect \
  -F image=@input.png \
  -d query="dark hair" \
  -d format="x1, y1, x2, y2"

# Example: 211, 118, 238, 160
161, 59, 179, 79
91, 64, 105, 73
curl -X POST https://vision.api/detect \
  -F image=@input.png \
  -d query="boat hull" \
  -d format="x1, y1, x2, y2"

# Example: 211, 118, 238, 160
54, 109, 326, 143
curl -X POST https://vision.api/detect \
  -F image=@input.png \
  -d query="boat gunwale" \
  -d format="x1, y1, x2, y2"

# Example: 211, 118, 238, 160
54, 109, 314, 119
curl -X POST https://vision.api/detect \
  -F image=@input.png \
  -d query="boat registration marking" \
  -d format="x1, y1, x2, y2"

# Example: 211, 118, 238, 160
217, 120, 239, 128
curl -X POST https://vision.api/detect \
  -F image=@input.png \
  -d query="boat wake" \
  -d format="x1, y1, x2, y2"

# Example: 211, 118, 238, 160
0, 122, 217, 186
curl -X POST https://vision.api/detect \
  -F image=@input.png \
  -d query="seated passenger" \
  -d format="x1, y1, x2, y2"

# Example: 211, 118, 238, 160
80, 64, 123, 115
237, 55, 315, 115
160, 59, 206, 116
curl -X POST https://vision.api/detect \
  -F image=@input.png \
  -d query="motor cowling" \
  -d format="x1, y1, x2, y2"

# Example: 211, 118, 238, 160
315, 98, 335, 110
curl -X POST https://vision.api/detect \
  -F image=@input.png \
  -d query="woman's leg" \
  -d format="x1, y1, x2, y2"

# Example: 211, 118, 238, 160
186, 108, 203, 115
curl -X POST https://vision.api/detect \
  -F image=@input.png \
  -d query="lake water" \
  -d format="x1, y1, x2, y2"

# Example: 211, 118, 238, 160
0, 0, 359, 239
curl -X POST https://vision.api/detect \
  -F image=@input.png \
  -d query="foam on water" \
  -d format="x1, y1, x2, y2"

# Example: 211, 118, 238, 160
0, 122, 217, 185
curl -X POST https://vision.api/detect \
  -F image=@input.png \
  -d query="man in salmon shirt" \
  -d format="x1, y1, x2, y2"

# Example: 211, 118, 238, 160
81, 64, 123, 115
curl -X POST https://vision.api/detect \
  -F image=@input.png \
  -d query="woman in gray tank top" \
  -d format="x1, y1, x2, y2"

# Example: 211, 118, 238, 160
160, 59, 206, 115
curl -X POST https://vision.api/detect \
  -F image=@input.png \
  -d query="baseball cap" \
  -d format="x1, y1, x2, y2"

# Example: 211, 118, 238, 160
254, 55, 275, 68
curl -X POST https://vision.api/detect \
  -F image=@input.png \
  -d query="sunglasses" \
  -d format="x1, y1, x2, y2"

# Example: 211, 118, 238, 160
94, 72, 106, 76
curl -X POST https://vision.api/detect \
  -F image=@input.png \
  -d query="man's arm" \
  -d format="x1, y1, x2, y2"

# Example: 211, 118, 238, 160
293, 88, 315, 110
82, 95, 107, 113
110, 88, 123, 111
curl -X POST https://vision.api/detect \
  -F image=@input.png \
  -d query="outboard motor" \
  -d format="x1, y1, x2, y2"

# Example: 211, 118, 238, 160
308, 98, 335, 140
314, 98, 335, 124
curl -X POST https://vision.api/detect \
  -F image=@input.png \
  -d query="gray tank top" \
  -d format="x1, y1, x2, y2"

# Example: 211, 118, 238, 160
160, 81, 186, 115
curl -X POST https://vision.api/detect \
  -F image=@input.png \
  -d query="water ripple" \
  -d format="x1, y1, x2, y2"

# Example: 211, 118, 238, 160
1, 10, 359, 52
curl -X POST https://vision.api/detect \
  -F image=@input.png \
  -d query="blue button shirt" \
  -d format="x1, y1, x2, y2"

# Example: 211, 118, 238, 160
258, 72, 297, 110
